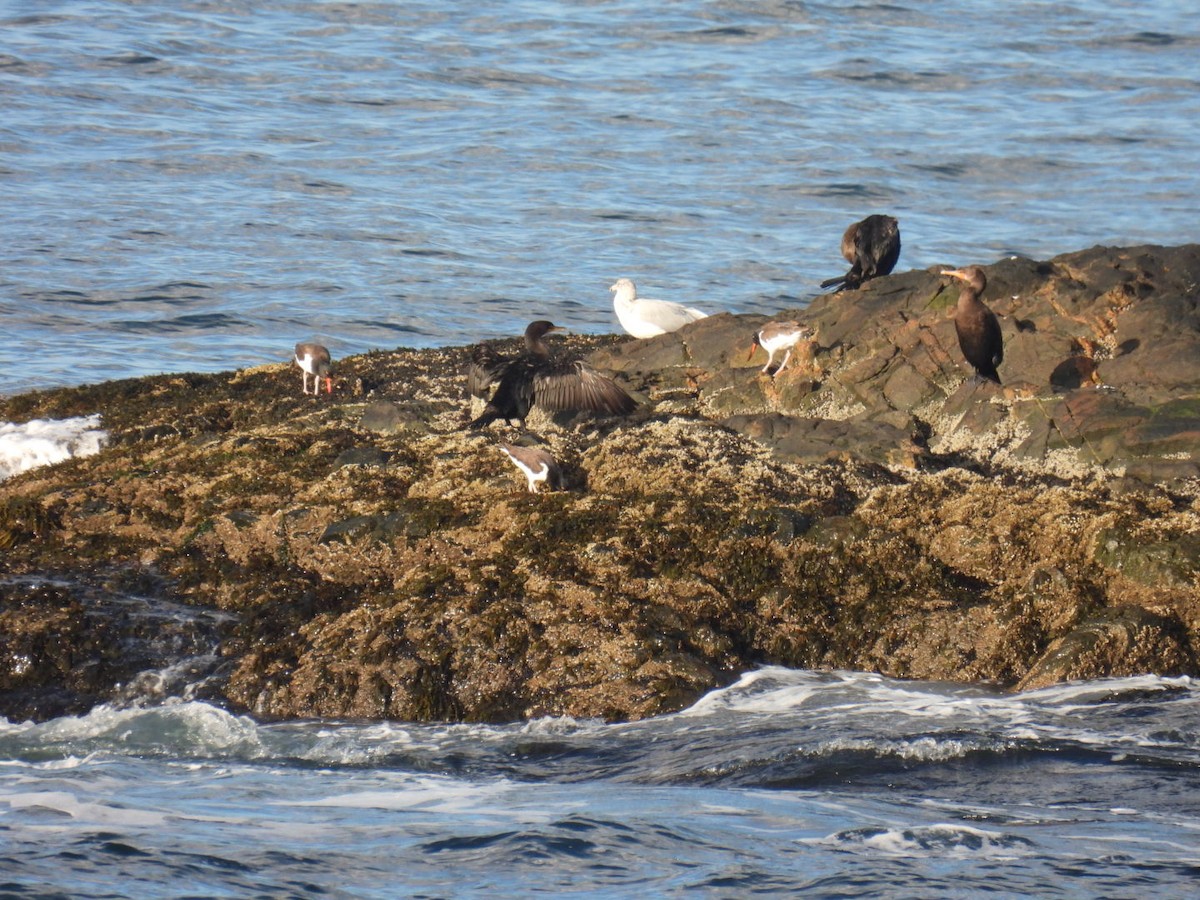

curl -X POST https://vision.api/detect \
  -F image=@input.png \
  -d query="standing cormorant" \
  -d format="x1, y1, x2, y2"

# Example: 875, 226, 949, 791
942, 266, 1003, 384
294, 342, 333, 396
610, 277, 708, 339
747, 321, 814, 377
820, 214, 901, 291
467, 320, 637, 428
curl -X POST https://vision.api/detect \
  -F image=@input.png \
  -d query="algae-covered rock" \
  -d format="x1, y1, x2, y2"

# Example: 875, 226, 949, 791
1094, 527, 1200, 588
1, 244, 1199, 723
1017, 606, 1195, 691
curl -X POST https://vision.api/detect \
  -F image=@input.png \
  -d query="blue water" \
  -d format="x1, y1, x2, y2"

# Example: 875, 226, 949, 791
3, 2, 1200, 895
2, 670, 1199, 898
2, 0, 1198, 393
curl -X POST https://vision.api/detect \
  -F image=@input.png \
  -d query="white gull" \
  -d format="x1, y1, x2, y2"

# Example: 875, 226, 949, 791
609, 277, 707, 339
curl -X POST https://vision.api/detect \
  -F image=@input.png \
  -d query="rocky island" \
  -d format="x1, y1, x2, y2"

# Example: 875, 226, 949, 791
2, 244, 1198, 724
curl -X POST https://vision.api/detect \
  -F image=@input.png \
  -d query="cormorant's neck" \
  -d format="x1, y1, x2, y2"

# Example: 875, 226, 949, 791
524, 335, 551, 359
957, 286, 983, 309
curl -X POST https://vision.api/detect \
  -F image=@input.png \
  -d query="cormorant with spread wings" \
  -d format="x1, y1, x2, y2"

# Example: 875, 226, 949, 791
466, 320, 637, 428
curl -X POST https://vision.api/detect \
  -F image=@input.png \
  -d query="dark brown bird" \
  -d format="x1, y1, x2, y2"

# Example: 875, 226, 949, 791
942, 265, 1003, 385
467, 321, 636, 428
820, 214, 901, 291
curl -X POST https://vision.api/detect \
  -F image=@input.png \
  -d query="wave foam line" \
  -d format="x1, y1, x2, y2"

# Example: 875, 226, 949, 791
0, 415, 107, 480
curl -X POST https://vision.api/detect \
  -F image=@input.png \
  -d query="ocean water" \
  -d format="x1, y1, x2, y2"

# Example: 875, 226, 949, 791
3, 2, 1200, 896
1, 669, 1198, 898
2, 0, 1199, 394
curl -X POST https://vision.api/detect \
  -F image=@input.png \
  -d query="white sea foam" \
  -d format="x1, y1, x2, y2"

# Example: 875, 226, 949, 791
1018, 674, 1194, 707
809, 736, 999, 763
671, 667, 1200, 766
0, 789, 170, 828
808, 823, 1037, 859
0, 414, 107, 480
678, 666, 846, 716
681, 667, 1012, 722
9, 701, 266, 757
278, 778, 524, 816
682, 667, 1195, 722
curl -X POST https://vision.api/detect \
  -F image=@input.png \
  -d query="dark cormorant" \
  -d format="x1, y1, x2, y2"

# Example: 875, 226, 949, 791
942, 266, 1003, 385
467, 321, 637, 428
820, 214, 901, 291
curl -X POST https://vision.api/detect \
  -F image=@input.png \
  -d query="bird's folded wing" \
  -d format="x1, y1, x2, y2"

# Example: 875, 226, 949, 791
635, 299, 708, 332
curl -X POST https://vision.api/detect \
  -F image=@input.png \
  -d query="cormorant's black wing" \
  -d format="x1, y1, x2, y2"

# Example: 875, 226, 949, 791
533, 361, 636, 416
466, 343, 509, 399
469, 357, 540, 428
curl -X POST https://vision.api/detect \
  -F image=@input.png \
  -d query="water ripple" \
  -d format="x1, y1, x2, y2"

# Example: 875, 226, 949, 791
2, 0, 1199, 401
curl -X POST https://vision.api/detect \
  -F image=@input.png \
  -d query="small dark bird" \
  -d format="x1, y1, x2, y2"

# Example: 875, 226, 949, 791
820, 214, 901, 291
294, 342, 333, 396
942, 265, 1003, 385
467, 320, 637, 428
747, 321, 814, 377
498, 442, 562, 493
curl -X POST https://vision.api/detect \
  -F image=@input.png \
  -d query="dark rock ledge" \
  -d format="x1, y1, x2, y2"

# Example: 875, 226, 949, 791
1, 243, 1198, 724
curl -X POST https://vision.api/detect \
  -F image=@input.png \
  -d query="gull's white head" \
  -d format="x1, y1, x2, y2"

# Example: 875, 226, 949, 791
609, 277, 637, 303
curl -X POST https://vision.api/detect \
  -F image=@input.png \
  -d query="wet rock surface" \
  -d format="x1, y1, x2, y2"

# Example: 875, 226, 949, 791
592, 243, 1200, 479
1, 244, 1198, 723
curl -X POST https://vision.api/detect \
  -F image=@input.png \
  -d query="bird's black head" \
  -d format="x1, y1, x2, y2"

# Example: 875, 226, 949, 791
525, 320, 565, 340
941, 265, 987, 294
522, 320, 566, 356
